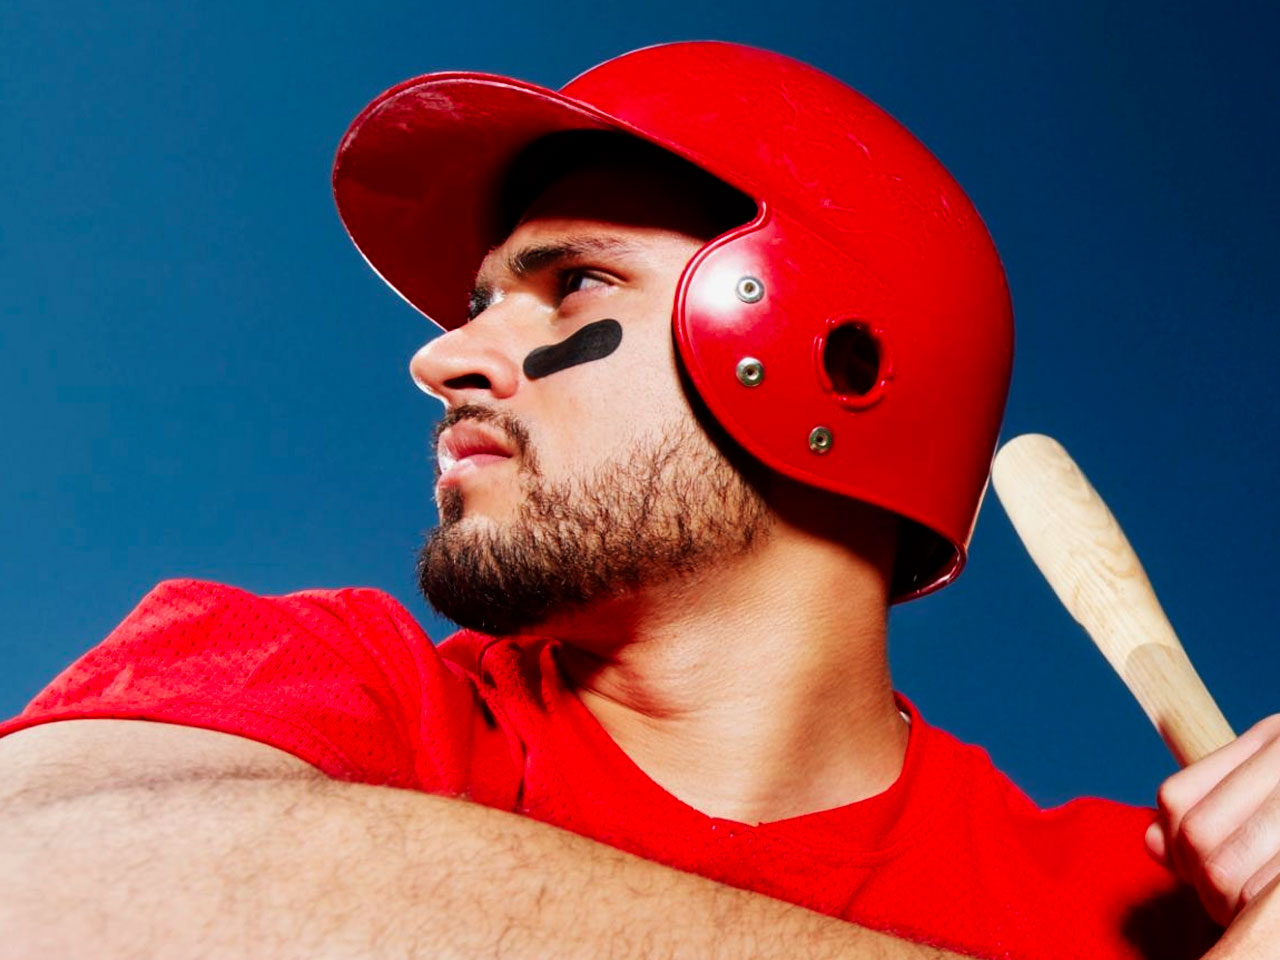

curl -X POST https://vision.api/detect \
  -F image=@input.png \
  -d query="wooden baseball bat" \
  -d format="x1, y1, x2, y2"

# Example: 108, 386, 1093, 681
990, 433, 1234, 767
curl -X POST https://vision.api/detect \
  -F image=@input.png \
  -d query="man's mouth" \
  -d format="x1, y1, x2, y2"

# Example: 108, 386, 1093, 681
435, 421, 517, 488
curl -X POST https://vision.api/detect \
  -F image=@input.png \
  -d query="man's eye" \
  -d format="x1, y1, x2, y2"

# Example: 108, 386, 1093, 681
561, 269, 609, 297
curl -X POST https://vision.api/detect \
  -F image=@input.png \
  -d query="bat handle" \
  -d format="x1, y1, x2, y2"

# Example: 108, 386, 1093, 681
1126, 642, 1235, 766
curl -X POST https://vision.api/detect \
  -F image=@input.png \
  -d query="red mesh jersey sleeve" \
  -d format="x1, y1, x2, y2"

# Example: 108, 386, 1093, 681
0, 579, 517, 798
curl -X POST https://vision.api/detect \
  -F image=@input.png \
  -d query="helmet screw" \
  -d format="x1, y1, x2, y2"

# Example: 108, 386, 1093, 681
735, 357, 765, 387
735, 276, 765, 303
808, 426, 834, 454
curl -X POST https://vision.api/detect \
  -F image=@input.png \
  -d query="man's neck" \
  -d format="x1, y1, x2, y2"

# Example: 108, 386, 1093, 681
550, 508, 906, 825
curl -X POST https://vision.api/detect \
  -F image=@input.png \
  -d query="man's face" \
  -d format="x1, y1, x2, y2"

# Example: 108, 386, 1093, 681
412, 161, 770, 636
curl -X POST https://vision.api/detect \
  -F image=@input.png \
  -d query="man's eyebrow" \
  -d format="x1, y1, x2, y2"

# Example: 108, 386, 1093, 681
466, 236, 641, 320
507, 236, 640, 278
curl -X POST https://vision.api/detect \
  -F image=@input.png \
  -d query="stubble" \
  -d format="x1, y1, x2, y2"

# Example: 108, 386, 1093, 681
417, 404, 772, 636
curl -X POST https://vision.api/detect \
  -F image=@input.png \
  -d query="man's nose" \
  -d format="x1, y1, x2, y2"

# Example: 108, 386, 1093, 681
410, 322, 521, 404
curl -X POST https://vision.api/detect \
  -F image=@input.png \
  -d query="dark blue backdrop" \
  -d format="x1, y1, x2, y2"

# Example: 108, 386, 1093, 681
3, 0, 1277, 808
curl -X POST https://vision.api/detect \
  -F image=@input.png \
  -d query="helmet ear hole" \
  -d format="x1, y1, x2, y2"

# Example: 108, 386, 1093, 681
822, 322, 883, 398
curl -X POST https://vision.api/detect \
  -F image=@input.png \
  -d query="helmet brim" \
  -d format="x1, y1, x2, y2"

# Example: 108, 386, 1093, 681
333, 72, 639, 331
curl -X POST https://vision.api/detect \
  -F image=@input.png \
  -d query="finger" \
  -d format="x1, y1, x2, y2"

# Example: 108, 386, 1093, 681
1145, 819, 1172, 868
1175, 733, 1280, 864
1168, 735, 1280, 921
1158, 716, 1280, 836
1241, 849, 1280, 912
1198, 789, 1280, 921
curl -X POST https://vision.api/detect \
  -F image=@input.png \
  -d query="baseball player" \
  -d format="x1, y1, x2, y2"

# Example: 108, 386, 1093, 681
3, 42, 1279, 958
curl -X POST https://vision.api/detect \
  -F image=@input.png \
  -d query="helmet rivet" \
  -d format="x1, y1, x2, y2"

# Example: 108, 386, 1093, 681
808, 426, 834, 454
735, 276, 764, 303
735, 357, 765, 387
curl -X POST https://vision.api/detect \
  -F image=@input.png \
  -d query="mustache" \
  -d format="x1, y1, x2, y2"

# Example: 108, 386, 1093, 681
432, 403, 534, 470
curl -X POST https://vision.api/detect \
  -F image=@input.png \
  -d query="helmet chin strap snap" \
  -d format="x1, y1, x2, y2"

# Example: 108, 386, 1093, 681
522, 318, 623, 380
808, 427, 834, 454
735, 276, 764, 303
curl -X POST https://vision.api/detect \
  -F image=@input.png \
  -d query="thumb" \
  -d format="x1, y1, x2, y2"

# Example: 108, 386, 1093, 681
1145, 819, 1173, 869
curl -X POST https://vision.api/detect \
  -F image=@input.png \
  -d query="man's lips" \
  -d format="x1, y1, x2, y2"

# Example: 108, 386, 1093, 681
436, 422, 517, 487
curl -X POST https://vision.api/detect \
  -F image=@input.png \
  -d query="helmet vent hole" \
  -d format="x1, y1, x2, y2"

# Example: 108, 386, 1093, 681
823, 323, 881, 396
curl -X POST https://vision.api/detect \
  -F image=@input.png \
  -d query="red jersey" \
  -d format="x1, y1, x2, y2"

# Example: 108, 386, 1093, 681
1, 579, 1219, 958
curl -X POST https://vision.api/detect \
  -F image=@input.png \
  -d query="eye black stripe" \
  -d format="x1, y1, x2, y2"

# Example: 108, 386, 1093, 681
523, 319, 623, 380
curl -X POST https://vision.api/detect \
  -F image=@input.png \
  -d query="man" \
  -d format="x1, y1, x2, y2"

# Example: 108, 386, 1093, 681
3, 41, 1279, 958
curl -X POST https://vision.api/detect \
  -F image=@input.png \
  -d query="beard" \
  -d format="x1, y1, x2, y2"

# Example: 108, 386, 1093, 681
417, 404, 772, 636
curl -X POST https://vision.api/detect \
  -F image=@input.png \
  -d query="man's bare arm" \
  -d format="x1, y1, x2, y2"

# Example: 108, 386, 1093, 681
0, 720, 960, 960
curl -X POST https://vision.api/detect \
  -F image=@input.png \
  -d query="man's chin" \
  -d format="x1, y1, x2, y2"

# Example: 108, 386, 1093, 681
434, 511, 500, 534
435, 489, 522, 532
419, 417, 772, 639
416, 523, 555, 637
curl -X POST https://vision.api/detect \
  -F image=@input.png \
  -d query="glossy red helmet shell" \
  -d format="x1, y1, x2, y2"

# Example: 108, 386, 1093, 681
333, 41, 1014, 601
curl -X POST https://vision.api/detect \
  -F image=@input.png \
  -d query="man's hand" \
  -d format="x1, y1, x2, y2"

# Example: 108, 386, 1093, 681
1148, 714, 1280, 926
1202, 874, 1280, 959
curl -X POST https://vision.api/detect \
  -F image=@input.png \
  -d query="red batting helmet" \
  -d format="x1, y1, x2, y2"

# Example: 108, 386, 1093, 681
333, 41, 1014, 601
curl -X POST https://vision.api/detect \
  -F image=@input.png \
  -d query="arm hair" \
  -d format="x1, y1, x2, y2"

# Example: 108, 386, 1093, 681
0, 720, 955, 960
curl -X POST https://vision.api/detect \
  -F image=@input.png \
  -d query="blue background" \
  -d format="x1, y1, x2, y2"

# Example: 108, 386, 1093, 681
3, 0, 1276, 808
